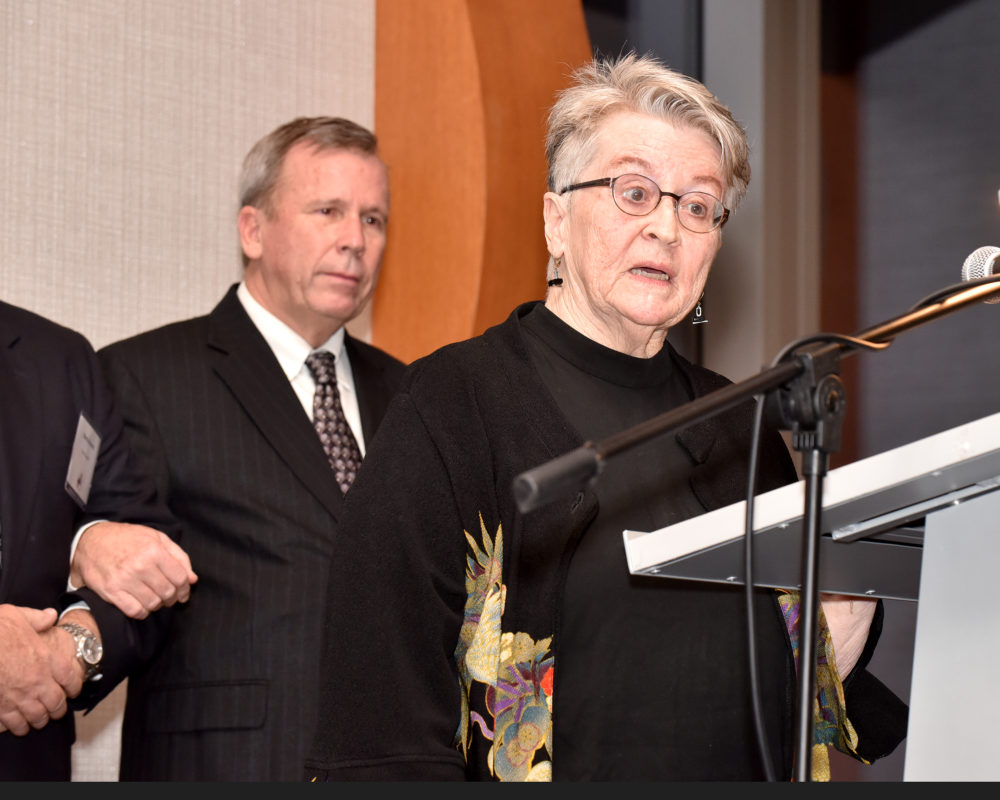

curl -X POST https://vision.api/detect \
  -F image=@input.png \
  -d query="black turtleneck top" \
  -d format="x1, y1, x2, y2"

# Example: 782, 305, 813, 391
520, 303, 792, 780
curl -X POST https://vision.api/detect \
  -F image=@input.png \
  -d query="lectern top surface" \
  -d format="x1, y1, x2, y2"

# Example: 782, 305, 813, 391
624, 411, 1000, 578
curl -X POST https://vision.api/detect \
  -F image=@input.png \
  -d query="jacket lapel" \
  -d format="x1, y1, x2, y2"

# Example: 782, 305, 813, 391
205, 288, 344, 520
345, 335, 395, 445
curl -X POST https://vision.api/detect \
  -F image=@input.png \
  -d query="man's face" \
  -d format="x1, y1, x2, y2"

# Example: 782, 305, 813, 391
239, 141, 389, 346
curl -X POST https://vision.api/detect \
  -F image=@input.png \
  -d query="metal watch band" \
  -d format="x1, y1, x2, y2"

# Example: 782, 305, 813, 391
57, 621, 103, 681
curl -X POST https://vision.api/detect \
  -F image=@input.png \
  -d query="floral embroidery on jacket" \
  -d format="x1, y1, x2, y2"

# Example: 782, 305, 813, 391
453, 522, 857, 781
454, 516, 554, 781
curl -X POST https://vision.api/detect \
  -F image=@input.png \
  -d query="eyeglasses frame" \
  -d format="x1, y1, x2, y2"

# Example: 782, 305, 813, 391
559, 175, 730, 233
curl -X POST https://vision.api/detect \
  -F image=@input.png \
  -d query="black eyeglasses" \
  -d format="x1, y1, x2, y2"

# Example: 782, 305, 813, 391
560, 174, 730, 233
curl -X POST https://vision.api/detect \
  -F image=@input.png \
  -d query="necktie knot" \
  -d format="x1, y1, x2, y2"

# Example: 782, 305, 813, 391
305, 350, 337, 386
305, 350, 362, 494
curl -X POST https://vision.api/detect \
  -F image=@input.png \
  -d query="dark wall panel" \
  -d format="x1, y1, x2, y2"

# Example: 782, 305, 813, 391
854, 0, 1000, 457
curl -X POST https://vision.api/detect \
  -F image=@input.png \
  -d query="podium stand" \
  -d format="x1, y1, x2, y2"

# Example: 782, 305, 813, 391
622, 411, 1000, 780
902, 486, 1000, 780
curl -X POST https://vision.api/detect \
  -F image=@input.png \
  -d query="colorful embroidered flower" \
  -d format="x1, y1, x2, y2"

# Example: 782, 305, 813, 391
455, 516, 555, 780
777, 591, 861, 781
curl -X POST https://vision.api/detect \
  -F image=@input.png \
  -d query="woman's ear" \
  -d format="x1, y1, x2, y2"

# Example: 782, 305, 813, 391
543, 191, 568, 256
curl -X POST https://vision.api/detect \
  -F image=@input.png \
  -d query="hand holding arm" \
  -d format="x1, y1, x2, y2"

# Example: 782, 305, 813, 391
0, 604, 71, 736
820, 593, 878, 678
70, 521, 198, 619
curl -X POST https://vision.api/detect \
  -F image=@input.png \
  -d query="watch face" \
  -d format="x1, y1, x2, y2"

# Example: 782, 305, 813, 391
60, 623, 103, 674
81, 637, 103, 665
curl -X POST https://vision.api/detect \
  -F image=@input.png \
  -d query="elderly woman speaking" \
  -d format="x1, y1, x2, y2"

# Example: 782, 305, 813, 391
304, 53, 907, 782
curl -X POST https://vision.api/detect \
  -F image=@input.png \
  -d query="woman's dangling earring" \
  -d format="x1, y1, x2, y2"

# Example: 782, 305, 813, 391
691, 293, 706, 325
547, 256, 564, 287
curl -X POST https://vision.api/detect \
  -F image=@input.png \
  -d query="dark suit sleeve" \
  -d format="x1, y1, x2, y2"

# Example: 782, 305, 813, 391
841, 601, 910, 762
60, 333, 183, 708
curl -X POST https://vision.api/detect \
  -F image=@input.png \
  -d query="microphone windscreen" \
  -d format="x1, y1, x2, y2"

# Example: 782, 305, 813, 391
961, 245, 1000, 304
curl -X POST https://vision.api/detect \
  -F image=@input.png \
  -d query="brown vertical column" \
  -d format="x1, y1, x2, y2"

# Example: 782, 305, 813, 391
820, 71, 860, 467
373, 0, 592, 364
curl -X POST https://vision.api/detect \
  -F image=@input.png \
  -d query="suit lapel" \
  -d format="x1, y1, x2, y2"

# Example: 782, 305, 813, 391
0, 313, 46, 592
345, 335, 395, 445
205, 288, 344, 520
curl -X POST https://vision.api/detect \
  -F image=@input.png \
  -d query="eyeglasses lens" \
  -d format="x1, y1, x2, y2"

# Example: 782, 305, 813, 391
611, 174, 724, 233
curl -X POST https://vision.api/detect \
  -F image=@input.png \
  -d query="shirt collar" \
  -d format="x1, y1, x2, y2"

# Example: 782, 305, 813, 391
236, 281, 347, 380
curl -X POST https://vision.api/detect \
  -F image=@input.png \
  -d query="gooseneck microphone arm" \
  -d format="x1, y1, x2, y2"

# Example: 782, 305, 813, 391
513, 274, 1000, 514
512, 357, 804, 512
511, 270, 1000, 782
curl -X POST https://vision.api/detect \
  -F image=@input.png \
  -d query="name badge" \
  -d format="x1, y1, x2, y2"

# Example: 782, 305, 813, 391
65, 412, 100, 508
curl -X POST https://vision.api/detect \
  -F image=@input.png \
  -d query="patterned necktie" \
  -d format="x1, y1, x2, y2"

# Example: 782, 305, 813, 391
305, 351, 363, 494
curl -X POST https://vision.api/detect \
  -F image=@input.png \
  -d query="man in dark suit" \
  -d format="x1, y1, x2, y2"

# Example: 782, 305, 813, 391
99, 116, 407, 781
0, 301, 195, 780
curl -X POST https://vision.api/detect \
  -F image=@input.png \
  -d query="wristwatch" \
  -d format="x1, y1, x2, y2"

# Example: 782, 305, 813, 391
58, 621, 103, 681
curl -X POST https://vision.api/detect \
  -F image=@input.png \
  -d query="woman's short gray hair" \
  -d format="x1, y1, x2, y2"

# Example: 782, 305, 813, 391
545, 52, 750, 211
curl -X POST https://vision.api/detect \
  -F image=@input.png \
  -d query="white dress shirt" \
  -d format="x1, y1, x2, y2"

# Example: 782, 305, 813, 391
236, 281, 366, 455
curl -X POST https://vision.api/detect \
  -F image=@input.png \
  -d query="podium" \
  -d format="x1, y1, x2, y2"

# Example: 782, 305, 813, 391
622, 411, 1000, 781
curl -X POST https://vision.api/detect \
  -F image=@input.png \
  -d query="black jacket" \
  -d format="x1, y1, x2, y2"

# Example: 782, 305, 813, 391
0, 301, 181, 780
305, 302, 907, 781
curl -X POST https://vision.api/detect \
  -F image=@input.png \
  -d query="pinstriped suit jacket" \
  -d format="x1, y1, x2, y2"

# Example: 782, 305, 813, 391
98, 284, 405, 781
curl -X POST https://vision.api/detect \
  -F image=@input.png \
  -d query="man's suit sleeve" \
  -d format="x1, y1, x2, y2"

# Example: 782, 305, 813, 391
841, 601, 910, 762
62, 335, 182, 707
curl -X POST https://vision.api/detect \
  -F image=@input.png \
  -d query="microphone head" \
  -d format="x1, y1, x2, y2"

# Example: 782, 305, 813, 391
961, 245, 1000, 304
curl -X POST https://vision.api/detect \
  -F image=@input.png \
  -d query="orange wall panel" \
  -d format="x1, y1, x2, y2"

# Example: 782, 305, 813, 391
374, 0, 591, 363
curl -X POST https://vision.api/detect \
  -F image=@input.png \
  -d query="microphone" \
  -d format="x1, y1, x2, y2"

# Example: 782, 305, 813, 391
961, 246, 1000, 304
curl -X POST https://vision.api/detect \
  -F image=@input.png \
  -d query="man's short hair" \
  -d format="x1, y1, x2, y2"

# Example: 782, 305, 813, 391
239, 116, 380, 213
